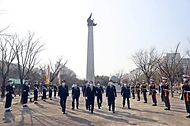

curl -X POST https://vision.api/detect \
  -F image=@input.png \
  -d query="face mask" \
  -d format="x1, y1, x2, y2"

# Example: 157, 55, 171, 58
74, 84, 77, 87
90, 84, 93, 87
110, 82, 113, 85
183, 78, 188, 82
97, 84, 100, 86
62, 83, 65, 86
162, 80, 166, 83
124, 84, 127, 86
25, 83, 28, 85
150, 82, 153, 84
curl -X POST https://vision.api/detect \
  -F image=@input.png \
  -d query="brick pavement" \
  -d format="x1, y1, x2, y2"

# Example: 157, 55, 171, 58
0, 93, 190, 126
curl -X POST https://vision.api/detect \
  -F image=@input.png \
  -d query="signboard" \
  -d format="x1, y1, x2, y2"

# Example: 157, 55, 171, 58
9, 78, 25, 84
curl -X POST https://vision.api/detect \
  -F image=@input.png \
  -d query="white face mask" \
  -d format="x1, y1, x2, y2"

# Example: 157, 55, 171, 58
97, 84, 100, 86
110, 82, 113, 85
25, 83, 28, 85
162, 80, 166, 83
90, 84, 93, 87
124, 83, 127, 86
62, 83, 65, 86
183, 78, 188, 82
74, 84, 77, 87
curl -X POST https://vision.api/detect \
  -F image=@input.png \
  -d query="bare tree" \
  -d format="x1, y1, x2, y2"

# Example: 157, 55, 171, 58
49, 56, 68, 83
131, 47, 159, 84
129, 68, 142, 82
11, 32, 44, 103
156, 42, 183, 97
114, 69, 124, 85
0, 36, 16, 98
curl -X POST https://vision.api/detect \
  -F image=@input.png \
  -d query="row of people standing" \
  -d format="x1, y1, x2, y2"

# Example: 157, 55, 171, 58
122, 78, 170, 111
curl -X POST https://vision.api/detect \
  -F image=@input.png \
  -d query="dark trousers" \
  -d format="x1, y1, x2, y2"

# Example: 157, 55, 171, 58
152, 94, 157, 104
164, 95, 170, 108
85, 99, 89, 109
97, 96, 102, 108
34, 91, 38, 101
5, 93, 13, 108
42, 90, 46, 100
60, 97, 67, 112
123, 97, 130, 108
108, 98, 115, 112
54, 90, 57, 97
161, 94, 164, 102
137, 91, 140, 100
143, 92, 147, 102
185, 95, 190, 113
49, 90, 52, 99
88, 99, 94, 112
22, 93, 28, 104
132, 90, 135, 99
72, 97, 79, 109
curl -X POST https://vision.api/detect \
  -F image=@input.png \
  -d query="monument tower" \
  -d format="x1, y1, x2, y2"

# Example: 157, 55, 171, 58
86, 13, 97, 84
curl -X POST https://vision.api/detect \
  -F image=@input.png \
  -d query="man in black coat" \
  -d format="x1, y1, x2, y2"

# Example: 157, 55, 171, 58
53, 84, 57, 98
22, 80, 30, 107
72, 83, 80, 109
42, 83, 47, 101
106, 80, 117, 113
49, 82, 53, 100
95, 81, 104, 109
58, 80, 69, 114
5, 80, 14, 112
83, 81, 89, 110
121, 81, 131, 109
86, 81, 96, 113
33, 81, 39, 104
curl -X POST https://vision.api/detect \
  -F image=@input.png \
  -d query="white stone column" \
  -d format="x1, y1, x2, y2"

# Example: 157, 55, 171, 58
86, 26, 95, 84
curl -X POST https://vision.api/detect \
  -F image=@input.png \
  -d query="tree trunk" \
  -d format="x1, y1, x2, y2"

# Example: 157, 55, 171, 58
1, 77, 6, 98
170, 81, 174, 97
20, 78, 24, 104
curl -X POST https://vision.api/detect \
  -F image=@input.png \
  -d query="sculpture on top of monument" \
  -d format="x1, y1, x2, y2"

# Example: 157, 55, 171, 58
87, 13, 97, 26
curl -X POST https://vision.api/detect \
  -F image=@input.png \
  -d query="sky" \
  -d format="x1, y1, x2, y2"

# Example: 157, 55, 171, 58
0, 0, 190, 79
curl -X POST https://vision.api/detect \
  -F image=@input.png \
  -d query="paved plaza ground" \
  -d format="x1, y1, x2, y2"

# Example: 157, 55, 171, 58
0, 93, 190, 126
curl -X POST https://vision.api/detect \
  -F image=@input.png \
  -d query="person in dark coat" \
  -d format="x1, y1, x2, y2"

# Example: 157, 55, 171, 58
95, 81, 104, 109
83, 81, 89, 110
33, 81, 39, 104
58, 80, 69, 114
161, 77, 171, 110
106, 80, 117, 113
136, 82, 141, 101
121, 81, 131, 109
72, 83, 80, 109
131, 83, 135, 99
159, 82, 164, 102
86, 81, 96, 113
49, 82, 53, 100
22, 80, 30, 107
141, 80, 148, 103
150, 79, 157, 106
53, 84, 57, 98
5, 80, 14, 112
42, 83, 47, 101
182, 75, 190, 118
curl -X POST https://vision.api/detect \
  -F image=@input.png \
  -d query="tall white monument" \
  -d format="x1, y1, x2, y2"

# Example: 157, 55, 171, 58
86, 13, 97, 84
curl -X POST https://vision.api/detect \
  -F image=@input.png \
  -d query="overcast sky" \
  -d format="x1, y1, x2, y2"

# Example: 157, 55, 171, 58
0, 0, 190, 79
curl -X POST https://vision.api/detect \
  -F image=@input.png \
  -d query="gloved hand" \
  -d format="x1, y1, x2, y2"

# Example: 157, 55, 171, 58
12, 94, 15, 98
85, 97, 88, 100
